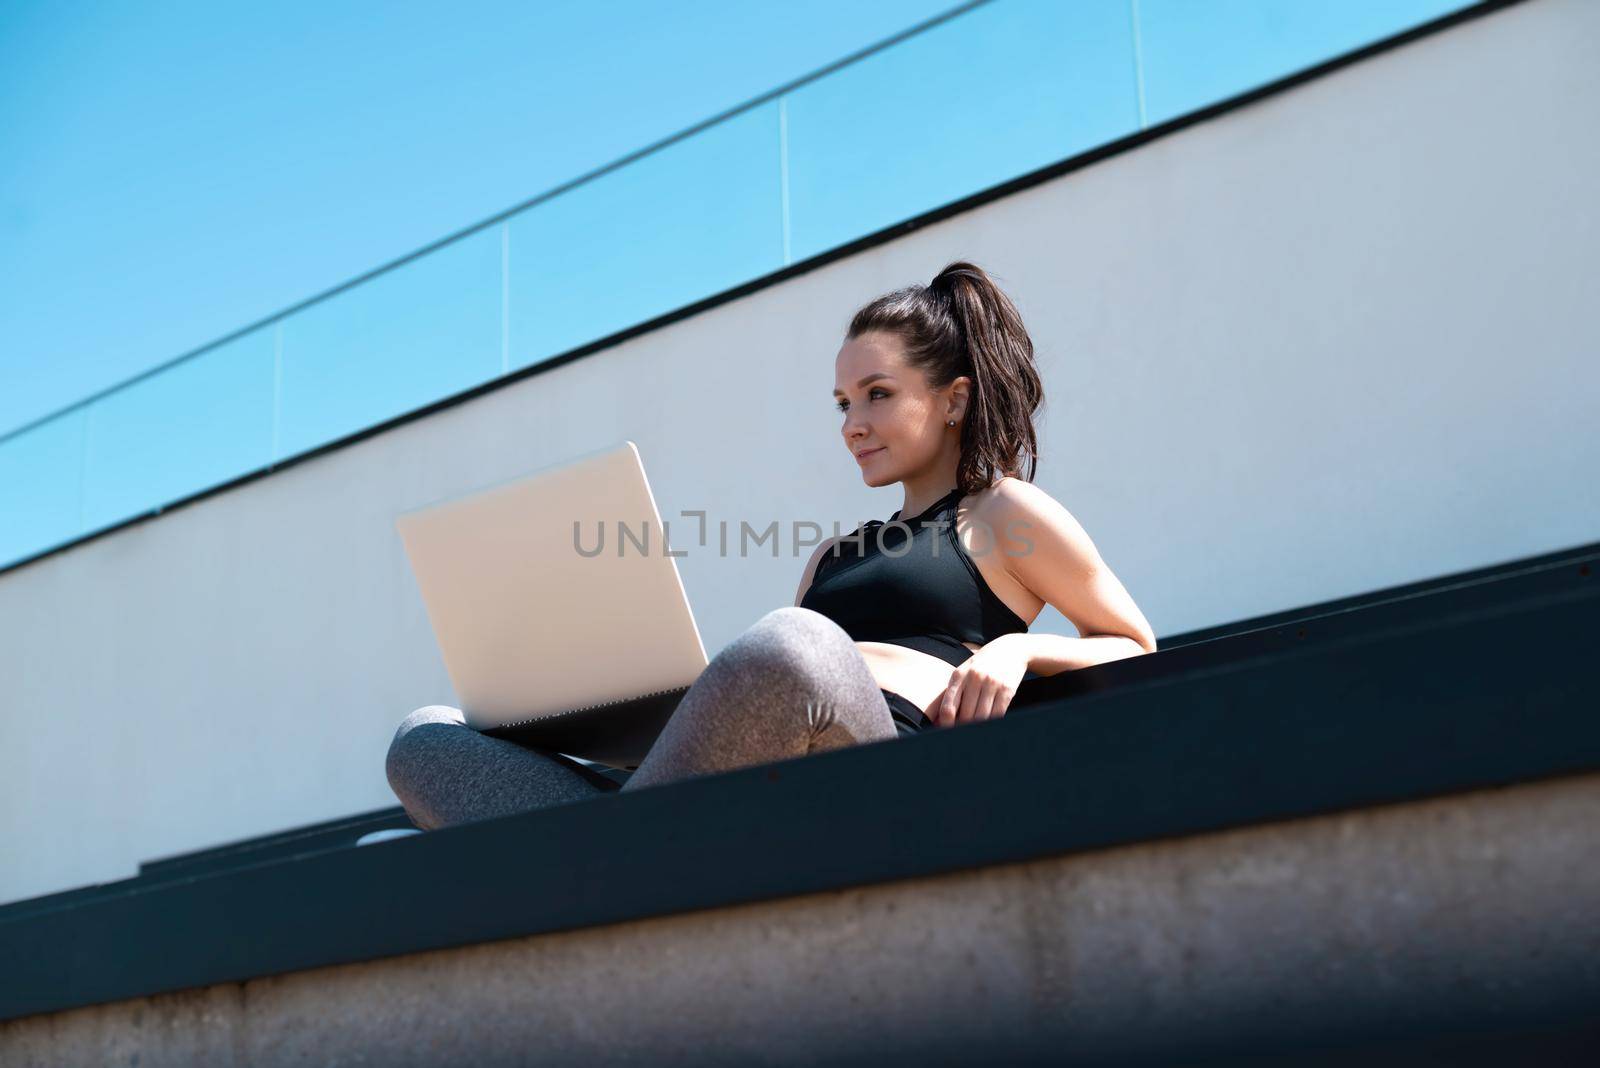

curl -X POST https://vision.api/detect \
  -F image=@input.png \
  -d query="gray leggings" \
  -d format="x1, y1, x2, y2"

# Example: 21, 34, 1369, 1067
385, 606, 900, 830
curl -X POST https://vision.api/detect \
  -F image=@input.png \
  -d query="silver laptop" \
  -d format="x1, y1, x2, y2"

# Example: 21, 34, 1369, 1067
394, 440, 709, 769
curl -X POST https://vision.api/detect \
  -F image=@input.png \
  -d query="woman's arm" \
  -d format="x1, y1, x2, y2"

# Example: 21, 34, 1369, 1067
987, 631, 1150, 675
986, 478, 1157, 672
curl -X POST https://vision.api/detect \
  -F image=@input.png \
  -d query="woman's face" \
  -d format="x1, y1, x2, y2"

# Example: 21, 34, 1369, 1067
833, 331, 963, 487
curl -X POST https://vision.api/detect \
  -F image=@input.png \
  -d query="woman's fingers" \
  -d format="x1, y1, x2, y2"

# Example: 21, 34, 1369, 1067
958, 674, 984, 723
980, 680, 1017, 721
936, 670, 962, 727
972, 679, 999, 722
956, 670, 991, 724
938, 670, 1014, 726
933, 666, 1018, 729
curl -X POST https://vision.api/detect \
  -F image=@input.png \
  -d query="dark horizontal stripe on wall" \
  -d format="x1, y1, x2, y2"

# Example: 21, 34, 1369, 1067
135, 805, 419, 881
1155, 536, 1600, 651
0, 0, 1524, 581
1014, 544, 1599, 707
1, 539, 1595, 1021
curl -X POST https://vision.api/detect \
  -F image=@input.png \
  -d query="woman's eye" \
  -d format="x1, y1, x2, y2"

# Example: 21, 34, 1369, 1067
835, 388, 888, 413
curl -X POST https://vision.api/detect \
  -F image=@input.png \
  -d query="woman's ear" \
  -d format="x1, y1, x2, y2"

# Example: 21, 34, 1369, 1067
946, 376, 973, 423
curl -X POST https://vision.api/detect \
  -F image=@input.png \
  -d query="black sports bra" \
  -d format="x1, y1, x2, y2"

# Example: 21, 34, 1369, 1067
799, 487, 1030, 667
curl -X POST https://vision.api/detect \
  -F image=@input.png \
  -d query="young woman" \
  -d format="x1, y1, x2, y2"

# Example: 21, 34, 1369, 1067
385, 261, 1156, 830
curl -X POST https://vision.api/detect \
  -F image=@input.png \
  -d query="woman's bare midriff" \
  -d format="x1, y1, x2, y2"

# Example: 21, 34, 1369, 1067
833, 495, 1044, 720
855, 640, 982, 718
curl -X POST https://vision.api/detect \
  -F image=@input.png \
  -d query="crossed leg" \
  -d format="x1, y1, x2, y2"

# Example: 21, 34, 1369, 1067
385, 607, 896, 829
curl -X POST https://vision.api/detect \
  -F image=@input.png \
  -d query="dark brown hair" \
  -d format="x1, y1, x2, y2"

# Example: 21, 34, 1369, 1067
847, 260, 1044, 495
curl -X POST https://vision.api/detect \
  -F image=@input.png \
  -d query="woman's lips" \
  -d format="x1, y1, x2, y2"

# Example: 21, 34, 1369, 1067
855, 447, 885, 464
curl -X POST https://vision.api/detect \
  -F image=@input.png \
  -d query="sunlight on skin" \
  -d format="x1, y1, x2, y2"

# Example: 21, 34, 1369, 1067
793, 330, 1156, 729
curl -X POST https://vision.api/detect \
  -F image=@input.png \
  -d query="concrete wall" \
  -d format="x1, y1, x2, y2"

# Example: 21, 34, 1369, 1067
2, 0, 1595, 905
5, 770, 1597, 1064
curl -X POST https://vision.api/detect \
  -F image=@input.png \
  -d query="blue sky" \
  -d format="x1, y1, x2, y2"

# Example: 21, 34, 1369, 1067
0, 0, 956, 437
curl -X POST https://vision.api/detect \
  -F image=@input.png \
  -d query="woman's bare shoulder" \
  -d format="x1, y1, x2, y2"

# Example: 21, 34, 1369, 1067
965, 476, 1058, 524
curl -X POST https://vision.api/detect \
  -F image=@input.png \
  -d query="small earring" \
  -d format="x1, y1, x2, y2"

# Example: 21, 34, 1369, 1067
946, 420, 956, 427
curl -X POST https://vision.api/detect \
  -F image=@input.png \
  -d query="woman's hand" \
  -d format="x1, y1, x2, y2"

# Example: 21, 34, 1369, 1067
931, 634, 1031, 728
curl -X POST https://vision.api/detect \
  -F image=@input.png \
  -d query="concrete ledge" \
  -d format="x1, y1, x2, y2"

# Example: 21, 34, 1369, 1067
4, 772, 1597, 1065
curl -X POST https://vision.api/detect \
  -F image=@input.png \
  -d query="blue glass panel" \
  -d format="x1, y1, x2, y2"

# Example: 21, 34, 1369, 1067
507, 101, 784, 369
81, 329, 275, 532
1137, 0, 1476, 127
784, 0, 1140, 264
0, 409, 86, 568
276, 227, 503, 459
